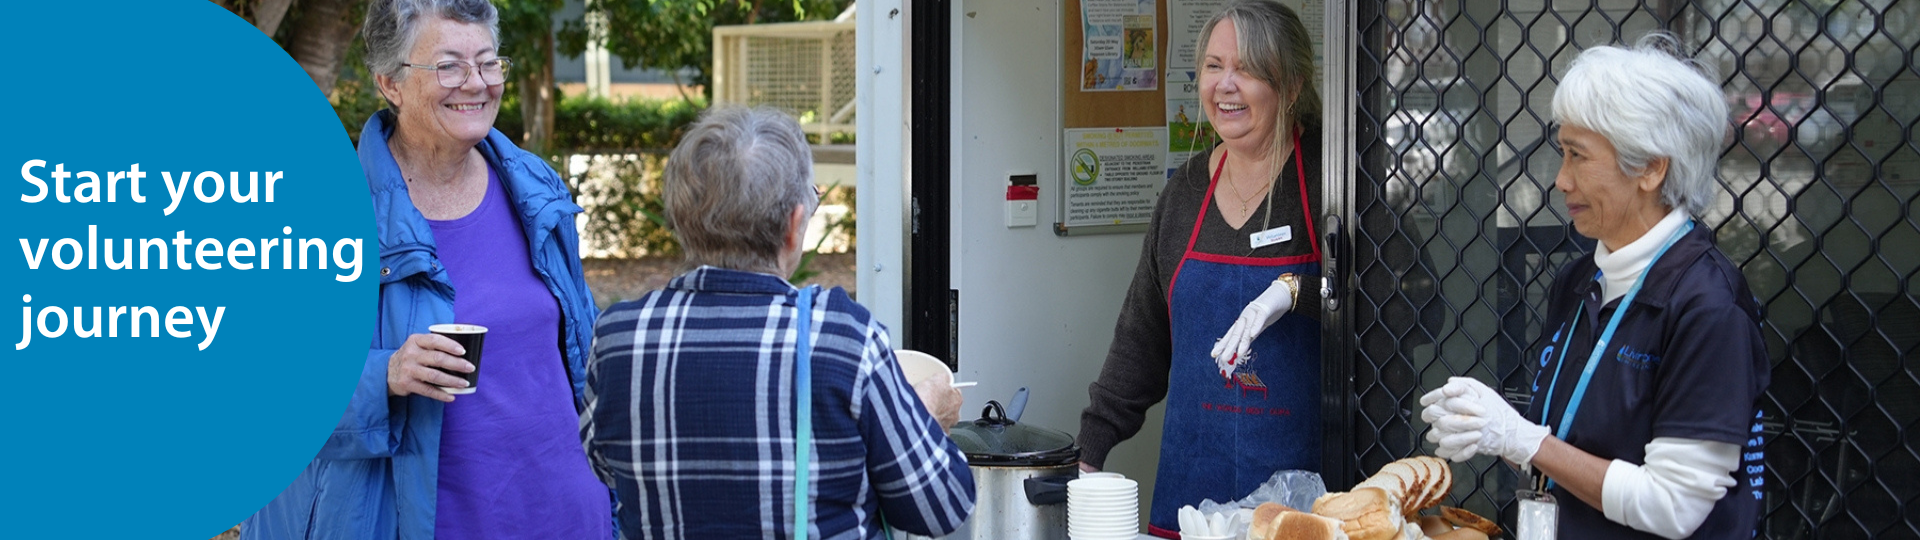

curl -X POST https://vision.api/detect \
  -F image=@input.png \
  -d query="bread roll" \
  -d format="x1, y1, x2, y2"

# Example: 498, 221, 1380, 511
1439, 506, 1502, 536
1250, 502, 1299, 540
1431, 528, 1489, 540
1311, 487, 1402, 540
1273, 511, 1349, 540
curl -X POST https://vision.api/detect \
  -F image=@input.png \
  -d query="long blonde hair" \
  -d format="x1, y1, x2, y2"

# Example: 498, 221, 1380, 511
1193, 0, 1320, 174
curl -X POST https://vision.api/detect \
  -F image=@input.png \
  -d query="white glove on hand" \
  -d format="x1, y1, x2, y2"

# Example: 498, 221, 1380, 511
1209, 276, 1295, 378
1418, 377, 1549, 466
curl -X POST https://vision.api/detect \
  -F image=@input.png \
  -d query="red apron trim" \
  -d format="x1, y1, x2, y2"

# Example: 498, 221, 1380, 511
1147, 524, 1181, 538
1187, 252, 1319, 267
1164, 150, 1233, 309
1164, 133, 1317, 312
1292, 132, 1322, 262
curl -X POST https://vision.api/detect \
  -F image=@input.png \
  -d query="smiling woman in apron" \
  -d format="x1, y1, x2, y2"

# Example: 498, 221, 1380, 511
1075, 2, 1325, 537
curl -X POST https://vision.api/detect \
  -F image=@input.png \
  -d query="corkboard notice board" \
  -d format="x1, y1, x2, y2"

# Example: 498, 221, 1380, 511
1061, 0, 1169, 129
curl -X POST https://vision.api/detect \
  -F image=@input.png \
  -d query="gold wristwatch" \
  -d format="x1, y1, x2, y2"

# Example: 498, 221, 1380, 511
1276, 273, 1300, 307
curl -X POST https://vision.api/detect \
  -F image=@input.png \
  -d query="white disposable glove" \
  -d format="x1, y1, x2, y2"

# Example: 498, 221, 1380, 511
1418, 377, 1550, 466
1209, 276, 1295, 378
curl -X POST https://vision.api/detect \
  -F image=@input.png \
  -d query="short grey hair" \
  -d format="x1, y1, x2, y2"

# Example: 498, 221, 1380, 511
1553, 33, 1729, 216
1194, 0, 1322, 133
362, 0, 499, 80
664, 106, 817, 274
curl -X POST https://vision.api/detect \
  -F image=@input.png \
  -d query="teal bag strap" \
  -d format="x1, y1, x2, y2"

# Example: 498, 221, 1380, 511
792, 286, 894, 540
794, 286, 815, 538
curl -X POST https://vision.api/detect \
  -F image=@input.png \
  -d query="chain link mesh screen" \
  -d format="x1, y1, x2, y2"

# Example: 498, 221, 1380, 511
1349, 0, 1918, 537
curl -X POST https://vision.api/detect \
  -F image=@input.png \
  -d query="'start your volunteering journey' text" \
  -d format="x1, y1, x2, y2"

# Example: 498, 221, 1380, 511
15, 159, 363, 351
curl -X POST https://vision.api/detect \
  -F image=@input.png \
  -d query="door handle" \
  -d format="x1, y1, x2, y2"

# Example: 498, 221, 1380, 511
1322, 215, 1342, 312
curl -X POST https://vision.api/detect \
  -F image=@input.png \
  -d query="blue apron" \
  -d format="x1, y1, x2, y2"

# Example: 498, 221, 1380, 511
1148, 137, 1322, 537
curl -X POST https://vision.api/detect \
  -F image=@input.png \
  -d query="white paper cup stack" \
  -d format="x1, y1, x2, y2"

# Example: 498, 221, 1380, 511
1067, 476, 1140, 540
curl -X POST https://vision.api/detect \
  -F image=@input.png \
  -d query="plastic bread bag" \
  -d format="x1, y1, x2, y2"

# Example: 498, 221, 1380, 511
1234, 469, 1329, 514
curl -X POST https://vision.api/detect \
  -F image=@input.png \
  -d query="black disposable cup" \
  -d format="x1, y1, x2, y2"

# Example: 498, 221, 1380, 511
428, 324, 487, 395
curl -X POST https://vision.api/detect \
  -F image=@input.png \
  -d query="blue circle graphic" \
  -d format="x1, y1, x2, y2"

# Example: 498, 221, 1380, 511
0, 1, 373, 537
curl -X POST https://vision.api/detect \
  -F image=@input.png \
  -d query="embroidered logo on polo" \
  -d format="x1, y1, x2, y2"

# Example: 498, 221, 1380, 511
1614, 345, 1661, 371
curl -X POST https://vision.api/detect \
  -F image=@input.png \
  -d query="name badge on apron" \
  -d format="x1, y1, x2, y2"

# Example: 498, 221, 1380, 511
1249, 225, 1291, 249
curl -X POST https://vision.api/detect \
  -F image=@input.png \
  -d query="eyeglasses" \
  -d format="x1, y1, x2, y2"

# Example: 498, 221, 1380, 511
402, 57, 512, 88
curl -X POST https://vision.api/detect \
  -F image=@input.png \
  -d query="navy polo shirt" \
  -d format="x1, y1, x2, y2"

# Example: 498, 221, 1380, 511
1525, 225, 1769, 540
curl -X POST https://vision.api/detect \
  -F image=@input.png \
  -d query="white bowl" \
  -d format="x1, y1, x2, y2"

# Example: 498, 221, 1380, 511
1068, 490, 1137, 497
1067, 495, 1136, 503
1068, 524, 1139, 534
894, 349, 953, 386
1068, 525, 1140, 539
1070, 510, 1137, 519
1068, 509, 1138, 519
1068, 477, 1139, 491
1067, 493, 1138, 503
1079, 471, 1126, 480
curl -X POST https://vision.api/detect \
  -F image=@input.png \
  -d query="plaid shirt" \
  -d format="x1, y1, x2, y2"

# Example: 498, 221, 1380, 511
583, 267, 975, 540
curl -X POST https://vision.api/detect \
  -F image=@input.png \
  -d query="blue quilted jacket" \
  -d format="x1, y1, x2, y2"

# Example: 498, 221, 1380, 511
242, 110, 599, 539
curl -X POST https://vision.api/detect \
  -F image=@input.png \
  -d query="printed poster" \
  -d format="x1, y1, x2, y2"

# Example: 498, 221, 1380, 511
1063, 128, 1169, 228
1081, 0, 1159, 91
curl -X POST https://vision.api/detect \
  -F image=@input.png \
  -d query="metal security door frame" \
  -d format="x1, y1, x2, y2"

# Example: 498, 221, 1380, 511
1317, 0, 1360, 489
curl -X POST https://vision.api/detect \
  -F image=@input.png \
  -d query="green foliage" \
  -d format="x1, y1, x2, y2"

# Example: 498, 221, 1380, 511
493, 0, 568, 78
564, 152, 684, 258
788, 183, 856, 282
559, 0, 854, 99
331, 34, 388, 144
497, 94, 707, 150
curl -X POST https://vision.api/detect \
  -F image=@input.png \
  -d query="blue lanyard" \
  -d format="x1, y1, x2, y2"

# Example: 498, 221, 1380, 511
1542, 221, 1693, 442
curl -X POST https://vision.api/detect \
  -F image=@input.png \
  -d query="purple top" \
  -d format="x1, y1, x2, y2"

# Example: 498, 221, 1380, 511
427, 165, 610, 539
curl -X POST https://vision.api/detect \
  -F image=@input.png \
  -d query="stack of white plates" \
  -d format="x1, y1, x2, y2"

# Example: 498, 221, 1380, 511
1067, 476, 1140, 540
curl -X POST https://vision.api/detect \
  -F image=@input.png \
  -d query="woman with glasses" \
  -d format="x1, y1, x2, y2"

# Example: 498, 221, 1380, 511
243, 1, 608, 538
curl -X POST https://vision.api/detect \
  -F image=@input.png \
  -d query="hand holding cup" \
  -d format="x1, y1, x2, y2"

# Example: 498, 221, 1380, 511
387, 332, 472, 402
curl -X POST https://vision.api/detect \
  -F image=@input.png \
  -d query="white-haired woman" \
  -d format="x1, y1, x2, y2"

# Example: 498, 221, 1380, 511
1420, 35, 1767, 539
581, 106, 974, 539
243, 1, 609, 538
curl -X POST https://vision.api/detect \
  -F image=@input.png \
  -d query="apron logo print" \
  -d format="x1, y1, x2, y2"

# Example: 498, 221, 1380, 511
1232, 372, 1269, 399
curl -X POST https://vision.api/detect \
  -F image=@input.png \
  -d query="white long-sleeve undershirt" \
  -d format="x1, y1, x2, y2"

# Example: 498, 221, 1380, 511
1601, 437, 1741, 539
1588, 209, 1738, 538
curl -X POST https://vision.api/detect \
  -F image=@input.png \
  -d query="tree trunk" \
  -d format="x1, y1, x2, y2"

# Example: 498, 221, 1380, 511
253, 0, 296, 37
285, 0, 362, 93
519, 27, 558, 155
